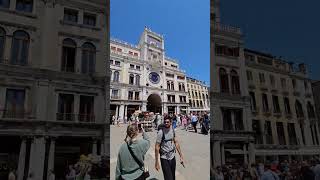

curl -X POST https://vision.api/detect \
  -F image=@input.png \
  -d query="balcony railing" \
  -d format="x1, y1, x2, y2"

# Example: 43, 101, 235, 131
56, 113, 75, 121
56, 113, 95, 122
1, 109, 32, 119
78, 114, 95, 122
0, 59, 28, 66
214, 23, 241, 34
111, 95, 120, 99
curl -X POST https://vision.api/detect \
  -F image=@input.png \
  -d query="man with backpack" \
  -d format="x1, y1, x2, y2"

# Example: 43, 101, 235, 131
155, 116, 184, 180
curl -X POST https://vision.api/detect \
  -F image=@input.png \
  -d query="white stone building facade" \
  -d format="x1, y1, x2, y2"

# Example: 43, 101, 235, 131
187, 77, 210, 113
211, 0, 320, 167
0, 0, 109, 179
110, 28, 189, 121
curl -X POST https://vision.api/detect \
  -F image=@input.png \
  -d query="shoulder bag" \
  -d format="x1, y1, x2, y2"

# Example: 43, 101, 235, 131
126, 143, 150, 179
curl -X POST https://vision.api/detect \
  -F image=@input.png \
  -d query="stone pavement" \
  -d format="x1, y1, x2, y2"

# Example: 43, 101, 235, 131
110, 124, 210, 180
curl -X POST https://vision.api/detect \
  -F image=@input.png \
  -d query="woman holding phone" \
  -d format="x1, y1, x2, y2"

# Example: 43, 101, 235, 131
115, 124, 150, 180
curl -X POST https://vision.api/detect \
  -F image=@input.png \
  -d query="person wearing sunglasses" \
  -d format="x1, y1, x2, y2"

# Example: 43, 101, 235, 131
155, 117, 184, 180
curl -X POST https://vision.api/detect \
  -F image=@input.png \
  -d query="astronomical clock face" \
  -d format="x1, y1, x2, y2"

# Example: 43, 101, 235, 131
149, 72, 160, 84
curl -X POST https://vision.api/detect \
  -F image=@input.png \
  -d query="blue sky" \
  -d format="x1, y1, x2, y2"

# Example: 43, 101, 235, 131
110, 0, 210, 84
220, 0, 320, 80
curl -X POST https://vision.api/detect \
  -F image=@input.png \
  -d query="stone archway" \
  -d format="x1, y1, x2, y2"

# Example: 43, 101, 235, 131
147, 94, 162, 113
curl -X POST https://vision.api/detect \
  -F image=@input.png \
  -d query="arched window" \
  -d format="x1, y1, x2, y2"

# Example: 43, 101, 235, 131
81, 42, 96, 74
135, 75, 140, 85
231, 70, 240, 94
11, 30, 29, 65
171, 82, 174, 90
0, 27, 5, 62
295, 100, 304, 118
61, 38, 76, 72
219, 68, 229, 93
129, 74, 134, 85
307, 102, 316, 119
113, 71, 119, 82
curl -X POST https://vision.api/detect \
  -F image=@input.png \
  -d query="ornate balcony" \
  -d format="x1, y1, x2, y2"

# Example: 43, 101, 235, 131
56, 113, 95, 122
1, 109, 33, 119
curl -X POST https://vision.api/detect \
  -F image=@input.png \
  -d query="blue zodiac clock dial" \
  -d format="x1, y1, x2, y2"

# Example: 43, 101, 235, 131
149, 72, 160, 84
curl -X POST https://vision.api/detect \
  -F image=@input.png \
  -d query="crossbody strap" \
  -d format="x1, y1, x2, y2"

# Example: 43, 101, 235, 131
126, 142, 144, 168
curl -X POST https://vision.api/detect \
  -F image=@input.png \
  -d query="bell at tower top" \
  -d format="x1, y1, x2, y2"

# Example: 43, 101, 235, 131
138, 27, 164, 49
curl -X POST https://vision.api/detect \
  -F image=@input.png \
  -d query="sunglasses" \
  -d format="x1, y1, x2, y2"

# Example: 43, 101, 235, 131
164, 121, 170, 124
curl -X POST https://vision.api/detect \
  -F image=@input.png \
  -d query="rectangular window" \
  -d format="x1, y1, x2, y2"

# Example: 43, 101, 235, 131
115, 61, 120, 66
177, 76, 185, 80
252, 120, 263, 144
135, 92, 140, 100
110, 60, 113, 65
246, 70, 253, 81
288, 123, 297, 145
111, 46, 116, 50
284, 97, 291, 114
128, 91, 133, 100
262, 93, 269, 112
79, 96, 94, 122
292, 79, 296, 89
166, 73, 174, 78
270, 75, 275, 87
111, 89, 119, 99
276, 122, 286, 145
259, 73, 265, 83
116, 48, 122, 52
4, 89, 26, 118
304, 81, 309, 91
130, 64, 134, 69
16, 0, 33, 12
64, 8, 78, 23
281, 78, 286, 88
83, 13, 96, 26
57, 94, 74, 121
134, 52, 138, 56
272, 95, 281, 113
265, 121, 273, 144
249, 92, 257, 111
136, 66, 140, 70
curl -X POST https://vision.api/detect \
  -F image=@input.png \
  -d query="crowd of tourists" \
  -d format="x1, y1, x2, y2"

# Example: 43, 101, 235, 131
111, 111, 210, 135
211, 159, 320, 180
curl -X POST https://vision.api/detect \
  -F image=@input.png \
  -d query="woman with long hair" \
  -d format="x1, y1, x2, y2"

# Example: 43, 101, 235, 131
116, 124, 150, 180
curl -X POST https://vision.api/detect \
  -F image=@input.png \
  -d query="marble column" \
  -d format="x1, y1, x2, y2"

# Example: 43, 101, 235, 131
213, 141, 221, 167
124, 105, 128, 121
115, 105, 119, 118
118, 104, 125, 121
221, 143, 225, 165
47, 138, 55, 180
100, 141, 105, 155
28, 137, 46, 180
142, 103, 147, 111
92, 139, 97, 155
248, 142, 255, 165
304, 121, 313, 145
17, 138, 27, 180
243, 144, 248, 164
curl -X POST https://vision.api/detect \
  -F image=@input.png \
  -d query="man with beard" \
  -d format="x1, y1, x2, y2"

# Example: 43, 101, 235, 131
155, 117, 184, 180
